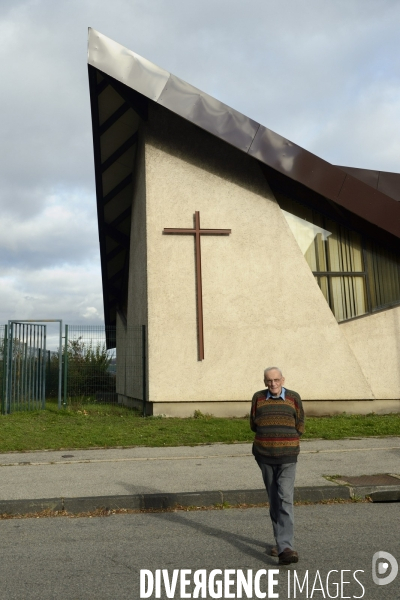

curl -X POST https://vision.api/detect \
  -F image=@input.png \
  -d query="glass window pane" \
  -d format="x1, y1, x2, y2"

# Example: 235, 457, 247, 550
315, 276, 330, 305
326, 218, 363, 272
331, 277, 367, 321
365, 240, 400, 310
280, 199, 364, 274
282, 210, 331, 272
317, 276, 367, 322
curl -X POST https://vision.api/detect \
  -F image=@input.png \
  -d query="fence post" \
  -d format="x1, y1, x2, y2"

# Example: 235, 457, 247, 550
40, 327, 45, 409
1, 325, 7, 415
63, 325, 68, 408
47, 350, 50, 396
6, 323, 14, 414
142, 324, 147, 417
58, 320, 63, 409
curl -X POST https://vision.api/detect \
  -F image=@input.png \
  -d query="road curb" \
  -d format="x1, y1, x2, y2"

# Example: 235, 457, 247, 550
294, 485, 350, 502
0, 486, 352, 516
368, 489, 400, 502
0, 498, 64, 515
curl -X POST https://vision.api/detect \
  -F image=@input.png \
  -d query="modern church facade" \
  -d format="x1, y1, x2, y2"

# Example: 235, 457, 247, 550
88, 29, 400, 416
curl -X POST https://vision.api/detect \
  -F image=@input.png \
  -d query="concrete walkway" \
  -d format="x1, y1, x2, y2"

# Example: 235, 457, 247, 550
0, 437, 399, 514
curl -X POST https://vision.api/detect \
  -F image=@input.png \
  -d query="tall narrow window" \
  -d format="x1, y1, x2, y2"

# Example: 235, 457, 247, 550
365, 240, 400, 311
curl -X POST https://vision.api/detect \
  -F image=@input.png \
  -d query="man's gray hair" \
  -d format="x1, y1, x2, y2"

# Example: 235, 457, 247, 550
264, 366, 283, 377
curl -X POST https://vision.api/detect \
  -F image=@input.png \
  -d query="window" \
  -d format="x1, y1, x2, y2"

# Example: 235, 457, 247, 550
279, 196, 400, 322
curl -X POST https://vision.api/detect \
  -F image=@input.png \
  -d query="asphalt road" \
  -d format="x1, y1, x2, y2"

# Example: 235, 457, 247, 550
0, 503, 398, 600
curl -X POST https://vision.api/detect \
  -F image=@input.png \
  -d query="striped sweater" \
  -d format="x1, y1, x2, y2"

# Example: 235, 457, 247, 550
250, 388, 305, 464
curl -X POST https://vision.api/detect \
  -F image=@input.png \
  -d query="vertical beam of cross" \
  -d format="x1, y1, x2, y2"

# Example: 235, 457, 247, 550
163, 211, 231, 360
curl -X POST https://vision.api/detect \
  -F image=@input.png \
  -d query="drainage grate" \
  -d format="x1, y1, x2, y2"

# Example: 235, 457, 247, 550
342, 474, 400, 487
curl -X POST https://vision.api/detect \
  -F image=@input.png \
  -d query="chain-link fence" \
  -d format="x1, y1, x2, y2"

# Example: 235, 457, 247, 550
45, 350, 60, 398
63, 325, 145, 411
62, 325, 116, 403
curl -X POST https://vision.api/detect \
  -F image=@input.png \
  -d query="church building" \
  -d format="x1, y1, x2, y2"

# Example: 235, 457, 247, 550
88, 29, 400, 417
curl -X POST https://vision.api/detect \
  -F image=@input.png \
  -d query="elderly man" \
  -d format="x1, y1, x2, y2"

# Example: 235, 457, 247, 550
250, 367, 305, 565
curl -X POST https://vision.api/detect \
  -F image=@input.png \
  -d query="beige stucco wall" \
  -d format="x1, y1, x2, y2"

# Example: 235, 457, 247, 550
138, 104, 374, 407
340, 306, 400, 400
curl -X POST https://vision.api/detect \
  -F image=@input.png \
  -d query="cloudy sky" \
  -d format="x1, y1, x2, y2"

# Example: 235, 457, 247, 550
1, 0, 399, 339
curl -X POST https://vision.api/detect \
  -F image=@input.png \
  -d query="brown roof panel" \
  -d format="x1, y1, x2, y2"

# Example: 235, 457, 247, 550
336, 166, 400, 203
338, 175, 400, 238
336, 166, 380, 190
249, 126, 347, 199
378, 171, 400, 202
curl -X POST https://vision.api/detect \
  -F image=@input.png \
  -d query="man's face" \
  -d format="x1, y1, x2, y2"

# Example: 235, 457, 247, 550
264, 369, 285, 397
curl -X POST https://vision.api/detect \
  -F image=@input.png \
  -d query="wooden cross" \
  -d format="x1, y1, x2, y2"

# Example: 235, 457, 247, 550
163, 211, 231, 361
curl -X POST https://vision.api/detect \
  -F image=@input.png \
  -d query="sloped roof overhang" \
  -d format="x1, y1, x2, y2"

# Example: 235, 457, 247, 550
335, 166, 400, 203
88, 28, 400, 327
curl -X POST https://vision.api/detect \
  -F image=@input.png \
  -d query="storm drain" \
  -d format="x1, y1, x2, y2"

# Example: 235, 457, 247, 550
337, 474, 400, 503
341, 474, 400, 487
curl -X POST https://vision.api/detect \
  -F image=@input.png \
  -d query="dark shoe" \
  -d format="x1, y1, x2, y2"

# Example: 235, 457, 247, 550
270, 546, 278, 557
278, 548, 298, 565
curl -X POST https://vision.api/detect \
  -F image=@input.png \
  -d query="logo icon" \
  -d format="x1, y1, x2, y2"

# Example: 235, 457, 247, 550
372, 551, 398, 586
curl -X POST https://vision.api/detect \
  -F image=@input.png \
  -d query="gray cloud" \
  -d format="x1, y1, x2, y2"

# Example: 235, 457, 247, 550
0, 189, 99, 268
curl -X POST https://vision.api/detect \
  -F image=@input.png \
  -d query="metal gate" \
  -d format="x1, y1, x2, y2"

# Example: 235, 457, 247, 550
0, 325, 6, 414
3, 322, 47, 413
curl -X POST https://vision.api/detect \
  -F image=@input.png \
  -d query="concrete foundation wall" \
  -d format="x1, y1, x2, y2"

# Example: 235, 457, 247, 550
144, 399, 400, 417
304, 399, 400, 416
140, 104, 374, 406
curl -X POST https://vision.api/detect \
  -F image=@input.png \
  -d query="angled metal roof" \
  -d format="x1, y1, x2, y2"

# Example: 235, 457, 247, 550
336, 166, 400, 203
87, 28, 400, 327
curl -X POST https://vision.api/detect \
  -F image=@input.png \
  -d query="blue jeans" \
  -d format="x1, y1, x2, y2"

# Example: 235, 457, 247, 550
257, 462, 297, 554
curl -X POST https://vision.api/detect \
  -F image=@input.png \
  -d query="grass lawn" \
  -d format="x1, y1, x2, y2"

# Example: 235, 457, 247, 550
0, 400, 399, 453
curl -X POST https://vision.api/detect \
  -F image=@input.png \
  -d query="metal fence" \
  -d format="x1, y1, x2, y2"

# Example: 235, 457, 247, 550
0, 326, 5, 413
1, 322, 47, 413
1, 324, 146, 414
63, 325, 146, 412
62, 325, 117, 404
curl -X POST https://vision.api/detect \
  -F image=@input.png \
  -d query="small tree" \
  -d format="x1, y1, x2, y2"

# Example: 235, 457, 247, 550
65, 337, 114, 398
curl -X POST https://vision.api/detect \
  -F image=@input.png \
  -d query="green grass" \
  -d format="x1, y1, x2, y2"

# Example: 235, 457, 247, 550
0, 401, 399, 453
304, 412, 400, 439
